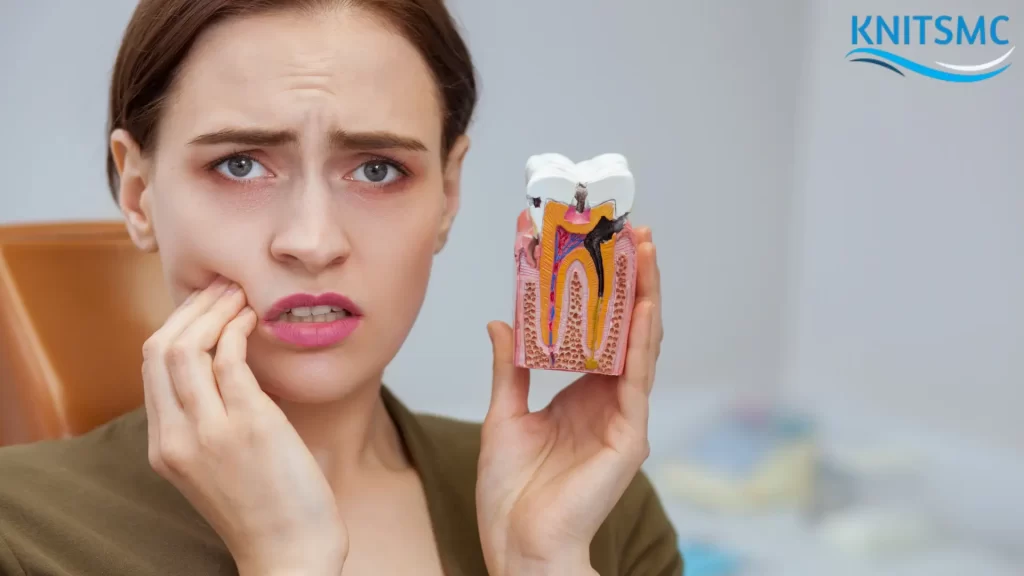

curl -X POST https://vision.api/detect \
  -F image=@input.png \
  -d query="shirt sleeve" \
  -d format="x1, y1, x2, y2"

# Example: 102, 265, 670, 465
619, 471, 684, 576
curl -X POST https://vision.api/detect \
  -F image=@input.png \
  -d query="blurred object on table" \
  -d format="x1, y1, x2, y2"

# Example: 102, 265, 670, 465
678, 539, 744, 576
657, 401, 816, 512
811, 444, 938, 560
816, 506, 936, 560
805, 459, 858, 521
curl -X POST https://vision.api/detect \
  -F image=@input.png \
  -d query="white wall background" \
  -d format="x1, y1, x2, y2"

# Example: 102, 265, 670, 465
785, 0, 1023, 457
0, 0, 137, 222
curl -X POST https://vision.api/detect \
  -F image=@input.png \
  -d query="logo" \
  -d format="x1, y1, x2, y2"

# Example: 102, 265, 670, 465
846, 15, 1013, 82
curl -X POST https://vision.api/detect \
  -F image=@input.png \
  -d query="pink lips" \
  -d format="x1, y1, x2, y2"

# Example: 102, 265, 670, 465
262, 292, 363, 348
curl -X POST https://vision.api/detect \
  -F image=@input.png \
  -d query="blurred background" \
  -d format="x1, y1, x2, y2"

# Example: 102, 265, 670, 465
1, 0, 1020, 574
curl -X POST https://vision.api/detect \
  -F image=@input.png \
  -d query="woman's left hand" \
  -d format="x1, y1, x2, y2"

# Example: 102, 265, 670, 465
477, 227, 663, 576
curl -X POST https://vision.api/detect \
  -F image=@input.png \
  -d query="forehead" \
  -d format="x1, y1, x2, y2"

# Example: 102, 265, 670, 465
164, 7, 443, 147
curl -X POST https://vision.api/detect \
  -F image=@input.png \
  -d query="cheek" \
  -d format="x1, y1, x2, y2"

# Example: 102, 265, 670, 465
354, 192, 443, 312
150, 184, 263, 301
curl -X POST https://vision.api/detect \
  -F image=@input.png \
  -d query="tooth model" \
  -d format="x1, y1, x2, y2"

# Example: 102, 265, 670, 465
513, 153, 637, 375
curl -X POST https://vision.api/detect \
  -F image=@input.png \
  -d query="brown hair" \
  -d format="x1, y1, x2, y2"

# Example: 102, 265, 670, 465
106, 0, 477, 199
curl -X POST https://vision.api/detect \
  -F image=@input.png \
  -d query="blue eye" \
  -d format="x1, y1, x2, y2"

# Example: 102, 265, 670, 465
215, 155, 269, 180
351, 160, 402, 185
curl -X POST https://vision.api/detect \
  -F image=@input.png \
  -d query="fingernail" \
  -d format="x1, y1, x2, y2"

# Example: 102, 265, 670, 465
225, 283, 240, 294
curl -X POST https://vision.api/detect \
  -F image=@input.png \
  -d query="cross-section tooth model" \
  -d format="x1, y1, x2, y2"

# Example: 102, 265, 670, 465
513, 153, 637, 375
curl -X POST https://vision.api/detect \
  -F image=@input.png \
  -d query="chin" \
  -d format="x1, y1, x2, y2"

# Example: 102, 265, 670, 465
248, 343, 377, 404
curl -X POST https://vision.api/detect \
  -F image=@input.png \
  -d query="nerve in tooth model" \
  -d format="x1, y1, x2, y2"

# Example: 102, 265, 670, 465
513, 153, 638, 375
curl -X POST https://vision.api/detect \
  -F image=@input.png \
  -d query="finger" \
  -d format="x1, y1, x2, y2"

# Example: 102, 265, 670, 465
161, 276, 234, 336
142, 357, 162, 456
142, 277, 232, 423
142, 349, 193, 463
213, 307, 265, 411
649, 246, 663, 387
634, 242, 658, 309
166, 284, 246, 422
485, 320, 531, 422
633, 225, 652, 245
645, 243, 663, 364
635, 241, 663, 369
618, 300, 654, 431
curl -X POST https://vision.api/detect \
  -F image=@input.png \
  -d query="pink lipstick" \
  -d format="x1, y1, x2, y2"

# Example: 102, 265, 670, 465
262, 292, 363, 348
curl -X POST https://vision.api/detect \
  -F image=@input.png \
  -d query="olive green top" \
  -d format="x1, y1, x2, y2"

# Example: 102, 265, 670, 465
0, 387, 683, 575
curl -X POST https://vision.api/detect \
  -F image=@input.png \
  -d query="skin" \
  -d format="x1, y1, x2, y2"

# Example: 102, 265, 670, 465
109, 6, 663, 576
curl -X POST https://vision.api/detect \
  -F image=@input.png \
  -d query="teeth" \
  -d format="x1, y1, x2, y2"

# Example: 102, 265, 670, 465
524, 153, 634, 237
276, 307, 350, 322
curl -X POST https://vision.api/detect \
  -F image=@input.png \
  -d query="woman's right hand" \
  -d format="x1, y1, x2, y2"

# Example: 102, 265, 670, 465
142, 276, 347, 576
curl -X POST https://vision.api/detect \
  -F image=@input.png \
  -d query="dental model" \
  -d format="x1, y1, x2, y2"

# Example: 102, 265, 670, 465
513, 153, 637, 375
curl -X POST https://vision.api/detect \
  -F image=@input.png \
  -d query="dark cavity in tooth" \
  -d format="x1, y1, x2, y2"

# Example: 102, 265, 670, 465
583, 212, 629, 299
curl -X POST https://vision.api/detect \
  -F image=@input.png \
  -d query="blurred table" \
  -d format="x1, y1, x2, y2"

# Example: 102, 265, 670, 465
657, 499, 1019, 576
643, 385, 1023, 576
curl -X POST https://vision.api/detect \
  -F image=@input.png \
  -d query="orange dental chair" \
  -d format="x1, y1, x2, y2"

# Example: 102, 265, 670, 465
0, 221, 173, 446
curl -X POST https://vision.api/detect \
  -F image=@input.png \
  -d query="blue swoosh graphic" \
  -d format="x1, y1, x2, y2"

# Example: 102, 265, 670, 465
846, 48, 1011, 82
850, 57, 905, 76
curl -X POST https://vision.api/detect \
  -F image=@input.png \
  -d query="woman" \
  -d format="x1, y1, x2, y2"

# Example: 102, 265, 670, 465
0, 0, 680, 574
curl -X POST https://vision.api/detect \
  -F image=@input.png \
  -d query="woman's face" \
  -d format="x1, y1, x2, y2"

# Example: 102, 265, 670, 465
113, 7, 468, 402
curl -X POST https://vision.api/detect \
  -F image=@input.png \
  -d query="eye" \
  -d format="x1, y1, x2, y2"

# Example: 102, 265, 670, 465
214, 155, 269, 180
349, 159, 403, 185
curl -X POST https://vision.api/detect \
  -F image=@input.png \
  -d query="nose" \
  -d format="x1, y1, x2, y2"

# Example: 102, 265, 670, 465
270, 180, 350, 274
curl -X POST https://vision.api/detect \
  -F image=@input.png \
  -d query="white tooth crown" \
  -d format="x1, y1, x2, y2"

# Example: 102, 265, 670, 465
524, 153, 635, 236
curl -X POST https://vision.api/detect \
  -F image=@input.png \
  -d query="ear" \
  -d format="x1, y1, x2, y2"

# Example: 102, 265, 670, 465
110, 129, 157, 252
435, 134, 471, 254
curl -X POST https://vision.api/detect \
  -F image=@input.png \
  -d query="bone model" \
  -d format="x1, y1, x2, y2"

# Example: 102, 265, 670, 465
513, 153, 638, 375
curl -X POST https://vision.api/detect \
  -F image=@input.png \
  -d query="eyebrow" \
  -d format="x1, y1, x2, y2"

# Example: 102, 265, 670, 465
189, 129, 296, 147
330, 130, 428, 152
189, 128, 428, 152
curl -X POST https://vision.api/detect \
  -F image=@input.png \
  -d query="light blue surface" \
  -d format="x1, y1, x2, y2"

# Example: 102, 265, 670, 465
688, 408, 814, 479
680, 541, 743, 576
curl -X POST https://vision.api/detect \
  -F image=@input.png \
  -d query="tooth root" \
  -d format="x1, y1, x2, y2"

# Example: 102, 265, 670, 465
524, 153, 635, 238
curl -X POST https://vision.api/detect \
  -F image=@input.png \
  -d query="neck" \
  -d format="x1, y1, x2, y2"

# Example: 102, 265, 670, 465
274, 379, 409, 490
